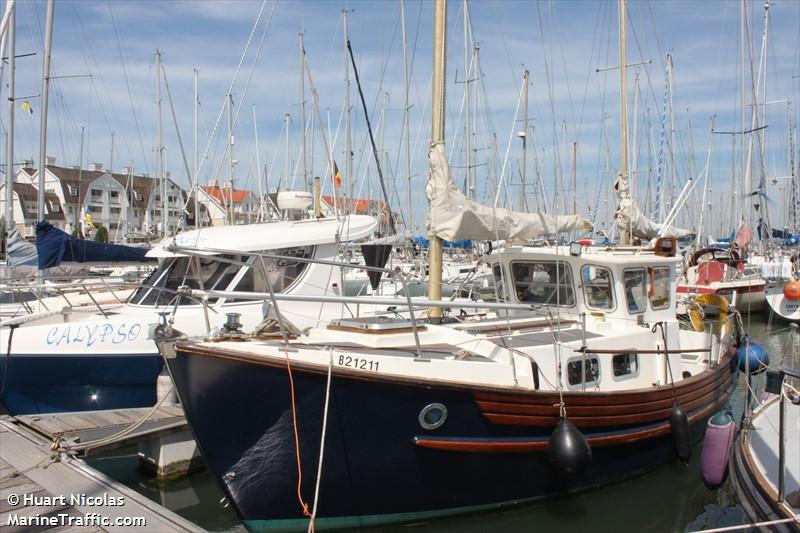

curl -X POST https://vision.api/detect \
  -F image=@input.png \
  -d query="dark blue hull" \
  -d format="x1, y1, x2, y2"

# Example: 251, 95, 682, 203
0, 353, 163, 415
167, 347, 735, 531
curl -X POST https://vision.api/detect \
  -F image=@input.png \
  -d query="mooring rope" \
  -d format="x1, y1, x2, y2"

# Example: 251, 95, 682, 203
307, 348, 335, 533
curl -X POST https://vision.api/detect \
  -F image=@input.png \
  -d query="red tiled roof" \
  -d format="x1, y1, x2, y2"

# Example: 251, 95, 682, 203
201, 185, 251, 205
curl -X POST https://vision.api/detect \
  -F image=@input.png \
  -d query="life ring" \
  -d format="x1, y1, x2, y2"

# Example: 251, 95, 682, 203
689, 294, 730, 334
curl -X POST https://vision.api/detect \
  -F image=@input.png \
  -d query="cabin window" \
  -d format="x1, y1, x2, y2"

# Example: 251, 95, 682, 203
130, 255, 243, 306
612, 352, 639, 379
649, 266, 671, 310
581, 265, 614, 310
567, 356, 600, 386
511, 261, 575, 306
492, 264, 507, 302
230, 246, 314, 299
623, 268, 647, 314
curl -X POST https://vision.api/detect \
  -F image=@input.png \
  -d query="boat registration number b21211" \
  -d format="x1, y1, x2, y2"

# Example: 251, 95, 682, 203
338, 354, 380, 372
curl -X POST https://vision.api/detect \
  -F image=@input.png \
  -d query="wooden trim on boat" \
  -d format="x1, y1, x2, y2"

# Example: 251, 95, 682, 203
414, 381, 735, 453
476, 369, 731, 421
473, 356, 734, 407
482, 374, 732, 428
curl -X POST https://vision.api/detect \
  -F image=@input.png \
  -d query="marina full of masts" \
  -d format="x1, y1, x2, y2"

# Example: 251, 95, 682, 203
0, 0, 799, 531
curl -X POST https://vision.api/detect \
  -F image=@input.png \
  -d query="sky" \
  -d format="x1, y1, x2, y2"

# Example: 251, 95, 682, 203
2, 0, 800, 236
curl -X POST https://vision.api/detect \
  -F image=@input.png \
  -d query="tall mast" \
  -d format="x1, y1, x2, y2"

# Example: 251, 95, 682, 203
740, 0, 747, 228
284, 112, 290, 191
618, 0, 630, 244
4, 6, 14, 226
401, 0, 412, 234
156, 50, 167, 238
299, 31, 307, 193
37, 0, 54, 222
520, 69, 529, 211
463, 0, 471, 199
193, 67, 199, 228
253, 104, 262, 221
427, 0, 447, 322
343, 10, 353, 208
227, 93, 235, 225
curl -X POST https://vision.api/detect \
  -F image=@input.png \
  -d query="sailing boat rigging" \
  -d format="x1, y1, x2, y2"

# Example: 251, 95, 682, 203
156, 1, 740, 530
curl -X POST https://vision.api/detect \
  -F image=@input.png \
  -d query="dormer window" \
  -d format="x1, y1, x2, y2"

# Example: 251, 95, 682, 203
68, 184, 78, 197
134, 191, 143, 202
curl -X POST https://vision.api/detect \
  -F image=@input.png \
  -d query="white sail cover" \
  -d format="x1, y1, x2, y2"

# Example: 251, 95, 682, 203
613, 173, 692, 240
425, 144, 591, 242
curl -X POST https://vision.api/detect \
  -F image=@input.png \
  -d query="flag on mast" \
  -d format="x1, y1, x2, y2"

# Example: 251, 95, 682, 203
333, 161, 342, 189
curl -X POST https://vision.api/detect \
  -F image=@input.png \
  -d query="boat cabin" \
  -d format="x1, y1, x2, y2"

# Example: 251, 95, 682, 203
487, 244, 680, 324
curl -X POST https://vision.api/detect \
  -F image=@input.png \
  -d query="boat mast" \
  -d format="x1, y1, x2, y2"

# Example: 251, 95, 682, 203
299, 31, 307, 193
156, 49, 167, 238
4, 5, 14, 226
463, 0, 471, 199
227, 93, 234, 225
343, 10, 352, 209
618, 0, 630, 244
427, 0, 447, 323
520, 69, 529, 211
193, 67, 199, 228
37, 0, 54, 222
401, 0, 412, 234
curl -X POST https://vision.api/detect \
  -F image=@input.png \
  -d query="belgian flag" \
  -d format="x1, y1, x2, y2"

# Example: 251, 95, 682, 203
333, 161, 342, 189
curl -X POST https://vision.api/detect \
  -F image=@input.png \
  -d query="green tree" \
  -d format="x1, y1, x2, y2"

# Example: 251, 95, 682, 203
94, 224, 109, 243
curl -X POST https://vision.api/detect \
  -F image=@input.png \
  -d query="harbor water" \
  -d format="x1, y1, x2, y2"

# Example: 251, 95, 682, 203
85, 312, 790, 532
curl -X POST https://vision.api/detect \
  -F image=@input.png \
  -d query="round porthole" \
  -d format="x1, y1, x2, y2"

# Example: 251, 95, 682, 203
418, 403, 448, 430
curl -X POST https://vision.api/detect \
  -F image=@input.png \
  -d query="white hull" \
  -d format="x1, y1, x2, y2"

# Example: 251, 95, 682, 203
765, 282, 800, 321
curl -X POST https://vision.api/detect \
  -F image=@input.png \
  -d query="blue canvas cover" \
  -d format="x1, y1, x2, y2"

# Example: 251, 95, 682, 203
35, 220, 153, 269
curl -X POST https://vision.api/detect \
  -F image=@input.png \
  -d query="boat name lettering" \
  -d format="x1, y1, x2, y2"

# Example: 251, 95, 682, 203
45, 323, 142, 347
337, 355, 380, 372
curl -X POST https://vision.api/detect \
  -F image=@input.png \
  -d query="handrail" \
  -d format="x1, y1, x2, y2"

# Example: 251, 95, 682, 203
183, 288, 541, 312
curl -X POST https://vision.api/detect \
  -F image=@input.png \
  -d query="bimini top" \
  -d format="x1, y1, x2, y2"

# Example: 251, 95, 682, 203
147, 215, 377, 258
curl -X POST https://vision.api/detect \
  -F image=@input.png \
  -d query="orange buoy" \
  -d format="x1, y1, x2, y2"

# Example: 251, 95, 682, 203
783, 280, 800, 300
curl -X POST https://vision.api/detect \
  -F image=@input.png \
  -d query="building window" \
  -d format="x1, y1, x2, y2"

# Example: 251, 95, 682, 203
110, 207, 121, 215
51, 204, 61, 213
510, 261, 575, 306
168, 195, 176, 204
567, 356, 600, 387
581, 265, 614, 310
68, 185, 79, 197
88, 205, 103, 214
90, 189, 103, 198
134, 191, 143, 202
154, 195, 161, 202
612, 353, 639, 379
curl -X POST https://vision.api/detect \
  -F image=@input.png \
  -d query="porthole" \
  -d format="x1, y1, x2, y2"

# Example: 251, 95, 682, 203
418, 403, 448, 430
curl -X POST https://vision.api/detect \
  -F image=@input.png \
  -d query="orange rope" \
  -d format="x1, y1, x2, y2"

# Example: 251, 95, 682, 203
284, 345, 312, 526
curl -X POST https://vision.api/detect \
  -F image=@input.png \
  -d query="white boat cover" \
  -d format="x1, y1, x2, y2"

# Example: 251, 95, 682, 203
425, 144, 592, 242
613, 172, 692, 240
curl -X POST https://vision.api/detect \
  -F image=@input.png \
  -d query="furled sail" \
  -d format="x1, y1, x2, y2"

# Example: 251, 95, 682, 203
613, 173, 692, 241
426, 144, 592, 242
